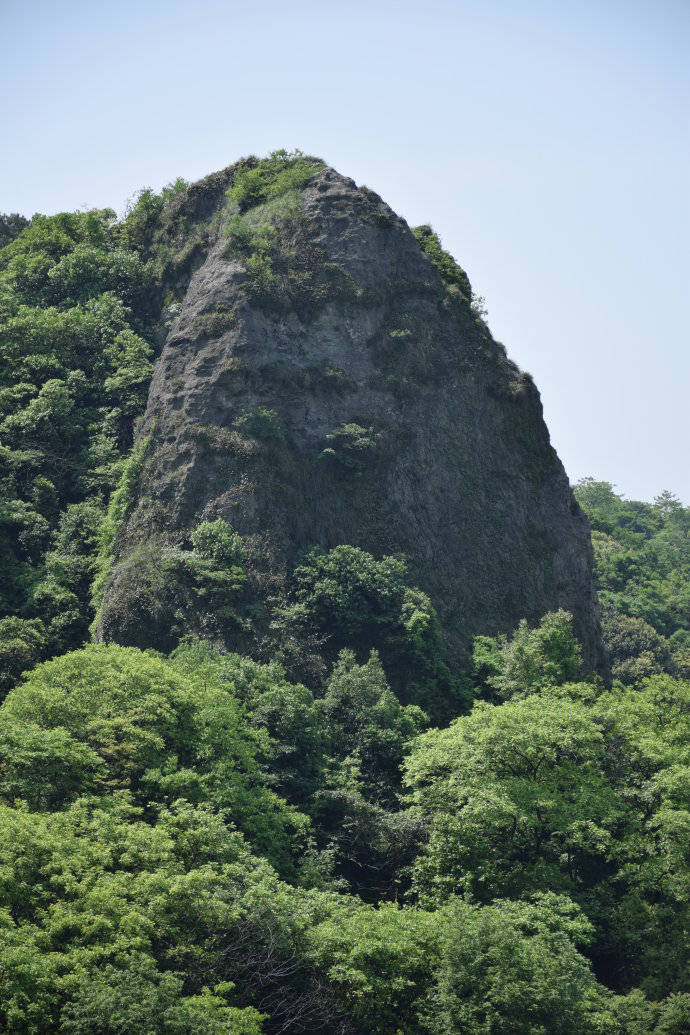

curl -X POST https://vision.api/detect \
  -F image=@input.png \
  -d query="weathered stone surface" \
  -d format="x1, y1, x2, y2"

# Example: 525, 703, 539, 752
98, 160, 607, 677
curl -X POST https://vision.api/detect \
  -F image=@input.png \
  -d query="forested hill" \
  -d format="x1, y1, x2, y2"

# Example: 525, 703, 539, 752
0, 155, 689, 1033
0, 150, 606, 704
94, 152, 604, 675
574, 478, 690, 682
0, 186, 180, 691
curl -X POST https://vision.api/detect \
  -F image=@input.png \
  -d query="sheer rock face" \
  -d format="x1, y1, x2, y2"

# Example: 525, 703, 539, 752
98, 161, 607, 675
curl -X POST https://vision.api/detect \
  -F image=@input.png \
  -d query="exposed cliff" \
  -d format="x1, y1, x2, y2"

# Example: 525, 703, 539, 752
96, 153, 606, 679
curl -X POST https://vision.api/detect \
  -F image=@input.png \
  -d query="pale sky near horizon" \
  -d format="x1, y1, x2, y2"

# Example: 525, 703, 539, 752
2, 0, 688, 503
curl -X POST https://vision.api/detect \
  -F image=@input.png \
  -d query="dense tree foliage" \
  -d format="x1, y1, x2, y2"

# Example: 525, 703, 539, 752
575, 479, 690, 681
0, 213, 30, 249
2, 633, 689, 1031
0, 205, 163, 676
0, 647, 307, 873
274, 545, 468, 719
405, 674, 690, 996
471, 609, 583, 700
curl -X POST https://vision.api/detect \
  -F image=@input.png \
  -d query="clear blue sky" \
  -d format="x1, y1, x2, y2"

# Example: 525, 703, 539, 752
2, 0, 688, 502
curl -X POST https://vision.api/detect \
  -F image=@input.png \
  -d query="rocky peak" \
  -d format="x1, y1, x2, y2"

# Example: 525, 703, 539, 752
96, 152, 607, 682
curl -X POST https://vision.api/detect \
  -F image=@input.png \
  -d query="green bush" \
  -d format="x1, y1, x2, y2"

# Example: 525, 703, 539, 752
227, 150, 321, 212
191, 518, 244, 565
601, 606, 674, 683
276, 545, 468, 718
98, 518, 248, 653
0, 617, 46, 701
170, 639, 326, 807
90, 433, 152, 622
0, 212, 30, 249
472, 610, 583, 700
233, 406, 285, 443
413, 224, 472, 300
320, 422, 377, 472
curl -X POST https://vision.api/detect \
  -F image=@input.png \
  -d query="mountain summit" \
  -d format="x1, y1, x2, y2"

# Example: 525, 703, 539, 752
96, 152, 606, 680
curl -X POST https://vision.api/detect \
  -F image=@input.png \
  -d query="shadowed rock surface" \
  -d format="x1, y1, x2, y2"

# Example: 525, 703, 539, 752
97, 157, 607, 677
